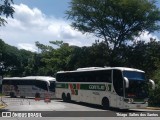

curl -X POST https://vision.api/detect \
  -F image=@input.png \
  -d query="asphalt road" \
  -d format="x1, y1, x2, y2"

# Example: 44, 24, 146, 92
0, 96, 160, 120
1, 97, 105, 111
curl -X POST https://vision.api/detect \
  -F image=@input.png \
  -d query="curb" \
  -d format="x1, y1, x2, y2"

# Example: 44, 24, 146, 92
0, 101, 7, 109
146, 107, 160, 110
0, 105, 7, 109
0, 104, 7, 109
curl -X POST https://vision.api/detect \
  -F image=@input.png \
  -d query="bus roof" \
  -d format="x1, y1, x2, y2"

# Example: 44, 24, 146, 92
57, 67, 144, 73
3, 76, 56, 82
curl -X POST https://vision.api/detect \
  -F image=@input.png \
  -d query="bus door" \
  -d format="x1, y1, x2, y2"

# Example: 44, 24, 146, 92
112, 70, 124, 108
49, 81, 55, 98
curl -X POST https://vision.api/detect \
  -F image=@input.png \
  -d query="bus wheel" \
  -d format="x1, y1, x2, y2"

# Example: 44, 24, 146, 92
20, 96, 25, 98
10, 92, 15, 98
66, 93, 71, 102
102, 97, 110, 110
62, 93, 66, 102
35, 93, 40, 98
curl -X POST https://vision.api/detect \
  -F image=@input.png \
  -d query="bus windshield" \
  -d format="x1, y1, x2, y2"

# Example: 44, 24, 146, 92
123, 71, 145, 81
123, 71, 148, 98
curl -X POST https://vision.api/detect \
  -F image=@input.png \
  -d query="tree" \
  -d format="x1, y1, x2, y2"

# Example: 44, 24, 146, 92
0, 0, 14, 26
67, 0, 160, 50
0, 39, 34, 77
122, 39, 160, 76
149, 64, 160, 106
35, 41, 73, 75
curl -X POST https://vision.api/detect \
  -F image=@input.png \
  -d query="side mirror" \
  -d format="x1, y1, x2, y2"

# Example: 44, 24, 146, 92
149, 79, 155, 90
124, 77, 129, 88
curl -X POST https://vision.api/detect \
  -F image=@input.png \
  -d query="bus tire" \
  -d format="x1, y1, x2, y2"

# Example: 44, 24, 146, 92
62, 93, 66, 102
20, 96, 25, 98
102, 97, 110, 110
35, 93, 40, 98
66, 93, 71, 102
10, 92, 15, 98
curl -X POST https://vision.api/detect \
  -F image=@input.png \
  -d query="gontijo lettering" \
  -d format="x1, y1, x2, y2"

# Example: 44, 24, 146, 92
89, 85, 105, 90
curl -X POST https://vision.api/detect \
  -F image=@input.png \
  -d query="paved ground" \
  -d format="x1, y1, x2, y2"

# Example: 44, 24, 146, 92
0, 96, 160, 120
1, 97, 106, 111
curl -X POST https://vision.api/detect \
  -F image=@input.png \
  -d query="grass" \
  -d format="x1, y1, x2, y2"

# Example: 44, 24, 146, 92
0, 93, 4, 96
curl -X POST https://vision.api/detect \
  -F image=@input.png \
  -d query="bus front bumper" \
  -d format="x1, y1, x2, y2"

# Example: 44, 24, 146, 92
122, 102, 148, 109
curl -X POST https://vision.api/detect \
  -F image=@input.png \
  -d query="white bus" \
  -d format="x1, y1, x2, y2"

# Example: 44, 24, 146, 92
55, 67, 155, 109
2, 76, 56, 98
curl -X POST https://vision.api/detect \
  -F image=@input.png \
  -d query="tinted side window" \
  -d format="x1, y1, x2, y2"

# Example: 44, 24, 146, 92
56, 73, 70, 82
2, 79, 48, 90
96, 70, 112, 83
56, 70, 112, 83
113, 70, 123, 96
2, 80, 10, 85
34, 81, 48, 90
49, 81, 55, 92
3, 80, 21, 85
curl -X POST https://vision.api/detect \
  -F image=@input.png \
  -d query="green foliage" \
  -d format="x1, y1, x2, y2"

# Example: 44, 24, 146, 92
67, 0, 160, 49
0, 39, 33, 77
35, 41, 73, 75
0, 0, 14, 26
65, 41, 113, 69
123, 40, 160, 76
149, 67, 160, 107
49, 40, 63, 47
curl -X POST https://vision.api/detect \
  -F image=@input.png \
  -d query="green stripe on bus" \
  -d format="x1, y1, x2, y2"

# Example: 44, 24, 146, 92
108, 84, 111, 91
56, 83, 68, 88
75, 90, 78, 95
56, 83, 112, 91
80, 84, 106, 91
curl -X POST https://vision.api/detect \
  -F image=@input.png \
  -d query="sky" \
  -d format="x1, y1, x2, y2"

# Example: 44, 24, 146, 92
0, 0, 160, 52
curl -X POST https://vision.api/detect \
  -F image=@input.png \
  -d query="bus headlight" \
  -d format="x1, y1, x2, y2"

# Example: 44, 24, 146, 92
124, 98, 134, 103
129, 98, 134, 103
144, 98, 148, 103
